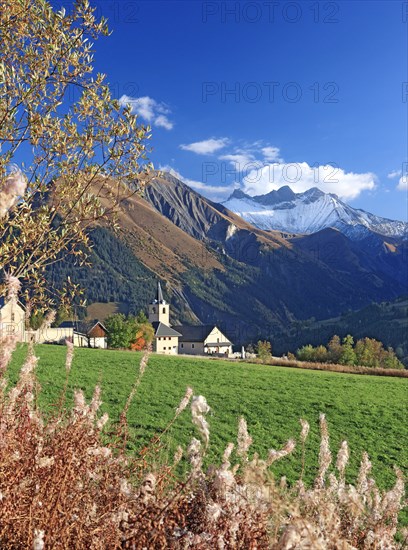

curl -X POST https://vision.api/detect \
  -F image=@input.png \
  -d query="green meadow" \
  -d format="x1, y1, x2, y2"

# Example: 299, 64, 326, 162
8, 344, 408, 491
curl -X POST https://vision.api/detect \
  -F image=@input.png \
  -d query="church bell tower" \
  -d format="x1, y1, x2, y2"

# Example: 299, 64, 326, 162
148, 282, 170, 326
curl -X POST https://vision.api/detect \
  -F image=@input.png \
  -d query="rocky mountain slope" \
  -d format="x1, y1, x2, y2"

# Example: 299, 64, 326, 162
143, 173, 406, 327
222, 186, 408, 240
48, 172, 408, 354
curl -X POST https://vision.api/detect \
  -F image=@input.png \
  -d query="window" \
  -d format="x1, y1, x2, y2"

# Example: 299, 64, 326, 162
217, 337, 219, 343
192, 344, 195, 349
163, 347, 166, 350
11, 313, 15, 322
152, 307, 156, 314
163, 307, 166, 314
181, 343, 184, 348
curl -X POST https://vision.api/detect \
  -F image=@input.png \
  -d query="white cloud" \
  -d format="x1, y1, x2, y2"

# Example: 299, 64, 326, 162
219, 152, 255, 168
261, 146, 283, 162
219, 143, 283, 173
119, 95, 174, 130
397, 175, 408, 191
171, 136, 377, 201
242, 162, 376, 200
180, 138, 229, 155
155, 114, 173, 130
185, 179, 236, 196
387, 169, 402, 179
390, 167, 408, 190
158, 165, 235, 199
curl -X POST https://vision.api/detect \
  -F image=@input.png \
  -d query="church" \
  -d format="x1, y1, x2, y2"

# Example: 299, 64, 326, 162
148, 283, 233, 356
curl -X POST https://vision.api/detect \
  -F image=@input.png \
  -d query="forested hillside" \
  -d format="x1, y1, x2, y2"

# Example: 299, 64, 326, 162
272, 297, 408, 365
47, 228, 157, 317
46, 174, 408, 365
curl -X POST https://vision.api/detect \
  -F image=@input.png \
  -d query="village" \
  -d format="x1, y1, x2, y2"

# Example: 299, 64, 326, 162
0, 2, 406, 548
0, 283, 234, 357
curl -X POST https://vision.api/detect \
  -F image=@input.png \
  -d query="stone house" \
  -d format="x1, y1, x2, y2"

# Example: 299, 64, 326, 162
0, 297, 107, 348
174, 324, 232, 356
0, 297, 26, 341
55, 320, 108, 349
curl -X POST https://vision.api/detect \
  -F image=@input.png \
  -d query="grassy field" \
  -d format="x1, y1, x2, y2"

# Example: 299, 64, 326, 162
8, 344, 408, 492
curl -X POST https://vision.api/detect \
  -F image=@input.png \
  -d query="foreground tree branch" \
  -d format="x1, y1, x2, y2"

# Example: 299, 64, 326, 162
0, 0, 152, 308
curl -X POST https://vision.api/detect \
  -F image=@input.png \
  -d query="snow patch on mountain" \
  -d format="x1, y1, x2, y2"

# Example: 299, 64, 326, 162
226, 223, 238, 240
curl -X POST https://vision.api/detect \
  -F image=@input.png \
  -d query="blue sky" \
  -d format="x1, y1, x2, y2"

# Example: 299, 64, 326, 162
74, 1, 406, 219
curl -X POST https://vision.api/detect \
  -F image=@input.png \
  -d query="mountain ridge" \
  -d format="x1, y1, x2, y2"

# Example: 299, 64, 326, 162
222, 185, 408, 240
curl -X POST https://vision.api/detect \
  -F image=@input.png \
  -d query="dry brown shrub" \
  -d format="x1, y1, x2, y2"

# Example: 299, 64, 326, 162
0, 329, 406, 549
249, 357, 408, 378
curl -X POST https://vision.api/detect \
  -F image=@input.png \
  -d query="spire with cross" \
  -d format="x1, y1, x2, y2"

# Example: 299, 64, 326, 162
156, 281, 165, 304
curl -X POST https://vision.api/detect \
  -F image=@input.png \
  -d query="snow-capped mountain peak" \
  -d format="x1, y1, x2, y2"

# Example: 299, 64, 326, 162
222, 186, 408, 240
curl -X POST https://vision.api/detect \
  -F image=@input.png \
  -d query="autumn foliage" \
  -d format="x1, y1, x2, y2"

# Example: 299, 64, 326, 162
104, 312, 154, 351
296, 334, 404, 369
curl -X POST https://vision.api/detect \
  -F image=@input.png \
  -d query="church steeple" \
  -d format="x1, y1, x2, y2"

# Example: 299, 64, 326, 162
156, 281, 164, 304
151, 281, 166, 305
148, 281, 170, 325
